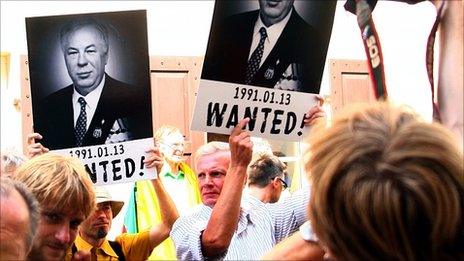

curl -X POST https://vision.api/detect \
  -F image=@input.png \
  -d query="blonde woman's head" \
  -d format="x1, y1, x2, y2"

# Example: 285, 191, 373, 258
306, 102, 463, 260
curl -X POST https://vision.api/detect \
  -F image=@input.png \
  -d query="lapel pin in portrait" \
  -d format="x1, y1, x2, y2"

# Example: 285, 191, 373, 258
264, 67, 275, 80
93, 128, 102, 138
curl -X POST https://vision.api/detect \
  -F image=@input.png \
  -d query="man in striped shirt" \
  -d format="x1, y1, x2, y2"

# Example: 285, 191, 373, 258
170, 118, 311, 260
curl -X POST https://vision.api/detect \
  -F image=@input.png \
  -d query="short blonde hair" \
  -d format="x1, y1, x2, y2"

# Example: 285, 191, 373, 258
13, 153, 95, 219
306, 102, 464, 260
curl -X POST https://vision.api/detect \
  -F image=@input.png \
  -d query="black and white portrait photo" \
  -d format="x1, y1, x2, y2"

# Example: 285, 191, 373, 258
26, 10, 152, 150
202, 0, 335, 93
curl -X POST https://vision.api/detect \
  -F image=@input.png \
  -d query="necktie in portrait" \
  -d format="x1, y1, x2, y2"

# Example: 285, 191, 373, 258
245, 27, 268, 84
75, 97, 87, 146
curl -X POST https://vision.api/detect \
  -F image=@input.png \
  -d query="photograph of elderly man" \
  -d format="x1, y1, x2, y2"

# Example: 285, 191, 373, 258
26, 11, 152, 150
202, 0, 335, 93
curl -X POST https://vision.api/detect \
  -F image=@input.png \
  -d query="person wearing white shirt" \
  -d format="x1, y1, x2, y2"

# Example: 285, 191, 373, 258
171, 105, 325, 259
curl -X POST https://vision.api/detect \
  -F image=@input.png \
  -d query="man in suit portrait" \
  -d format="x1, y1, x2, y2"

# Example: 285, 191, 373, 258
34, 17, 152, 150
202, 0, 324, 93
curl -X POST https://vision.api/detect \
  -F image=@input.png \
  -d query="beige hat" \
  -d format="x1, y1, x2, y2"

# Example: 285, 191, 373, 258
94, 186, 124, 218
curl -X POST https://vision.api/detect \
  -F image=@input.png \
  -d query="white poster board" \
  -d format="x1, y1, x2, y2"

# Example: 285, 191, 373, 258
191, 80, 318, 141
53, 138, 156, 185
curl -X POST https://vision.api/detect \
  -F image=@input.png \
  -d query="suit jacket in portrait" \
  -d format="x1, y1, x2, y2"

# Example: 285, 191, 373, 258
202, 8, 324, 93
34, 74, 152, 150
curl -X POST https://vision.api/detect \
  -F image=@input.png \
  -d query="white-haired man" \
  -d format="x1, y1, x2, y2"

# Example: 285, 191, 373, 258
171, 117, 313, 259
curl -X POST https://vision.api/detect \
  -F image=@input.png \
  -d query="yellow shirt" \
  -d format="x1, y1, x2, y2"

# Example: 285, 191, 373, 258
135, 162, 201, 260
66, 229, 152, 261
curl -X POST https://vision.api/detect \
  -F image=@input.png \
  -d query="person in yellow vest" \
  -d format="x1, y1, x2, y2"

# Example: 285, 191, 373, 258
67, 147, 179, 261
134, 125, 201, 260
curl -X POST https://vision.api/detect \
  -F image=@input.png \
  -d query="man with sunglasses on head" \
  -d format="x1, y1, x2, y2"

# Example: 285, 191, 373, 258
247, 154, 288, 203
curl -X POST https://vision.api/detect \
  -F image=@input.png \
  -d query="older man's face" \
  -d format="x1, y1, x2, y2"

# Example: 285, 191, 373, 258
259, 0, 295, 26
0, 190, 30, 260
28, 203, 84, 261
160, 132, 185, 164
62, 25, 108, 96
196, 151, 230, 207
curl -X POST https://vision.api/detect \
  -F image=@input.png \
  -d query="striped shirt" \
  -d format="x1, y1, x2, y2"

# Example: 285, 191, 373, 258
170, 189, 309, 260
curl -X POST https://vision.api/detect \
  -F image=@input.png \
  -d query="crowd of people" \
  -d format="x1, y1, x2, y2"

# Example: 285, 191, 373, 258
1, 99, 463, 260
1, 0, 463, 259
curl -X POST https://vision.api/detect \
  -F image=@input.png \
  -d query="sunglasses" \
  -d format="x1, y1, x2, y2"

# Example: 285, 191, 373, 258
274, 177, 288, 190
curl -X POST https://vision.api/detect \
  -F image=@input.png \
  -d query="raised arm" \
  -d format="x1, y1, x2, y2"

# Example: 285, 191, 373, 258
143, 146, 180, 248
201, 118, 253, 257
435, 0, 463, 150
